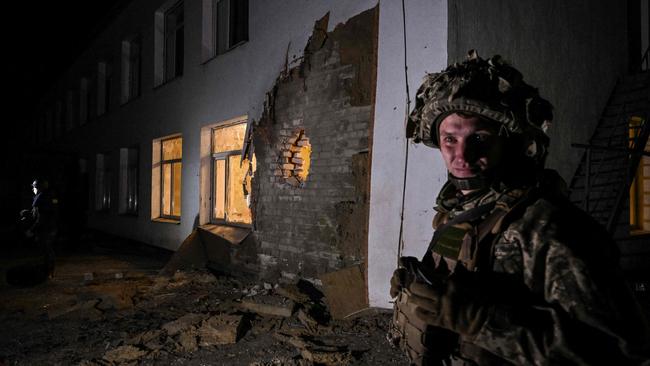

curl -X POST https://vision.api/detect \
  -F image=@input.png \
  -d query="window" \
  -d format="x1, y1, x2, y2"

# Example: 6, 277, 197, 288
55, 100, 63, 138
152, 136, 182, 220
630, 116, 650, 233
95, 153, 112, 211
121, 38, 141, 104
66, 90, 75, 130
97, 62, 112, 116
119, 147, 139, 215
165, 2, 184, 82
201, 0, 248, 61
211, 120, 253, 224
79, 78, 90, 124
45, 109, 53, 141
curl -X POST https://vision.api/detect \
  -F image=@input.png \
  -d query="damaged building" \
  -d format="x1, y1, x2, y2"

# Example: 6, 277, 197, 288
10, 0, 650, 315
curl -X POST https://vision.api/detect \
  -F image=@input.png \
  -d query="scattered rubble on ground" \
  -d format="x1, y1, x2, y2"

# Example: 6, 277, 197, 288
0, 264, 407, 365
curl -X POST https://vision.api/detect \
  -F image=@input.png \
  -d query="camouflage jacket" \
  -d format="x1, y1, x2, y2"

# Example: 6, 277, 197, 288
429, 181, 650, 365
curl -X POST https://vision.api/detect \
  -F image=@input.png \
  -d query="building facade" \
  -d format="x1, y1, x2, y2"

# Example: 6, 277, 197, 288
30, 0, 647, 308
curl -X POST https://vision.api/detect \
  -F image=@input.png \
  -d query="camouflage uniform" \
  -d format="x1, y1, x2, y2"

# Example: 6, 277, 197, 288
390, 51, 650, 365
425, 180, 650, 365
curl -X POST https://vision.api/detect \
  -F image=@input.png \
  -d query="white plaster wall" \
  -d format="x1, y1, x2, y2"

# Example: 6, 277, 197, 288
368, 0, 448, 308
51, 0, 379, 251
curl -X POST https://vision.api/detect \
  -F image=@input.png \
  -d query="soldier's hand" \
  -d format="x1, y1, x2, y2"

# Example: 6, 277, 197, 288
408, 274, 491, 337
389, 256, 421, 298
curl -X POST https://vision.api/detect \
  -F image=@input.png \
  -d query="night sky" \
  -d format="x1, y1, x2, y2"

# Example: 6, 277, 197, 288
7, 1, 125, 130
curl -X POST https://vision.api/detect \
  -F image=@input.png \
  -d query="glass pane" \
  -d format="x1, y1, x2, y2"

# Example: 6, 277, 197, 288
162, 163, 172, 216
227, 155, 251, 224
213, 122, 246, 153
172, 162, 182, 217
216, 0, 229, 53
213, 159, 226, 220
162, 137, 182, 160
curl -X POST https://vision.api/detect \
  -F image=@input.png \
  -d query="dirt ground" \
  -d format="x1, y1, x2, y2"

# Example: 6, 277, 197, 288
0, 234, 408, 366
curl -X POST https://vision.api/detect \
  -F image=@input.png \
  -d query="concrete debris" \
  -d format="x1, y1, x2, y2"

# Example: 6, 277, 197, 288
240, 297, 295, 317
103, 345, 148, 363
273, 332, 352, 365
162, 313, 207, 336
275, 284, 311, 304
48, 299, 103, 321
319, 265, 368, 319
3, 266, 406, 365
198, 314, 244, 346
177, 328, 199, 352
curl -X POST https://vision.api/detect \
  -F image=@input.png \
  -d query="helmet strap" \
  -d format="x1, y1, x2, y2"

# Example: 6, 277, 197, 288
448, 172, 491, 191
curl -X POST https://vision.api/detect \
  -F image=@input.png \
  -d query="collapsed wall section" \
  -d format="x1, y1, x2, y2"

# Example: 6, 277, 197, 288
251, 7, 378, 282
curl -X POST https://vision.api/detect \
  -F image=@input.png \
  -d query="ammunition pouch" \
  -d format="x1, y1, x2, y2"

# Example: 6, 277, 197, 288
389, 289, 458, 365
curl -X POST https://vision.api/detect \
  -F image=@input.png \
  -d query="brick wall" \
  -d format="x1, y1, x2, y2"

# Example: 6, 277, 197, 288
251, 7, 377, 282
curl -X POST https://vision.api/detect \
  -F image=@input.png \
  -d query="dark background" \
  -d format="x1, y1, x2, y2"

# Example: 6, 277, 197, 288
3, 1, 126, 228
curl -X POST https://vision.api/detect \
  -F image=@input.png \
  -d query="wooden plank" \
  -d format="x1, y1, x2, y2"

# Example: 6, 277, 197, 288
319, 265, 368, 319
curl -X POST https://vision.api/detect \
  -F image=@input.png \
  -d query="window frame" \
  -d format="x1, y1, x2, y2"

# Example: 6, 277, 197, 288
95, 152, 113, 212
202, 0, 248, 62
163, 1, 185, 82
119, 147, 139, 216
209, 121, 251, 227
159, 136, 182, 220
121, 37, 142, 104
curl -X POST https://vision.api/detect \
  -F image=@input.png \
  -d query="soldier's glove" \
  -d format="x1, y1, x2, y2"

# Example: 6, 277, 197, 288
389, 256, 420, 298
407, 272, 494, 337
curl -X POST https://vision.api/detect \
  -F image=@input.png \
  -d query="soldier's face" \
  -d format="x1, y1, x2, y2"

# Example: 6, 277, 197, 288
438, 113, 503, 179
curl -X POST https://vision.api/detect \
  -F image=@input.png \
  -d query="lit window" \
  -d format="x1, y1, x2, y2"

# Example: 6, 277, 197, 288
152, 136, 182, 220
201, 0, 248, 61
121, 38, 142, 104
119, 147, 139, 215
211, 121, 253, 224
95, 153, 112, 211
630, 116, 650, 233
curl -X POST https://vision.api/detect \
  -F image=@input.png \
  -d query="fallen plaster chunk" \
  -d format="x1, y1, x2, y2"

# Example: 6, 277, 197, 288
239, 298, 295, 317
319, 265, 367, 319
103, 345, 148, 363
48, 299, 102, 320
162, 313, 208, 336
198, 314, 244, 346
177, 328, 199, 352
275, 284, 311, 304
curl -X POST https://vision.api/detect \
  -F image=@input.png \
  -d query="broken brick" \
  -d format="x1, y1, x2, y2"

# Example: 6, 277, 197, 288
240, 298, 295, 317
198, 314, 244, 346
103, 345, 148, 363
162, 313, 207, 336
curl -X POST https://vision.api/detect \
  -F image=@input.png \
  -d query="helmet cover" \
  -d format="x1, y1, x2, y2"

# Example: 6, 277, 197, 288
406, 50, 553, 166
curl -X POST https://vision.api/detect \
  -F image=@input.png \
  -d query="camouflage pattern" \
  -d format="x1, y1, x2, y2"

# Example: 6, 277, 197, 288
426, 180, 650, 365
406, 50, 553, 165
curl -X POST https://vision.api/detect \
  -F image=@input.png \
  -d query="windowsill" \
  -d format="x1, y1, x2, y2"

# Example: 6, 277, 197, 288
153, 75, 183, 90
630, 230, 650, 237
198, 223, 251, 245
120, 94, 141, 107
152, 217, 180, 224
200, 40, 248, 65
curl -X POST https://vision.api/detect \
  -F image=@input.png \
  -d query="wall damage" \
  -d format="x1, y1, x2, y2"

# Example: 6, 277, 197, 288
247, 7, 378, 283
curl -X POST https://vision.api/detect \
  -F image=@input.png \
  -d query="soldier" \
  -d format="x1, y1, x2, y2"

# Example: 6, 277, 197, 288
389, 51, 650, 365
22, 178, 57, 278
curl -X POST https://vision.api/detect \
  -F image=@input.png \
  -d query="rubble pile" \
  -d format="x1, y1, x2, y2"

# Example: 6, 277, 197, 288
0, 268, 407, 365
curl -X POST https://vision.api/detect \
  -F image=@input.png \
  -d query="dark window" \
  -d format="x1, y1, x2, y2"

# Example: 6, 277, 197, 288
213, 0, 248, 55
164, 2, 184, 81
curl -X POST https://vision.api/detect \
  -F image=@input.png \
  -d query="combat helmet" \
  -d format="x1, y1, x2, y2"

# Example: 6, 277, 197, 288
406, 50, 554, 190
